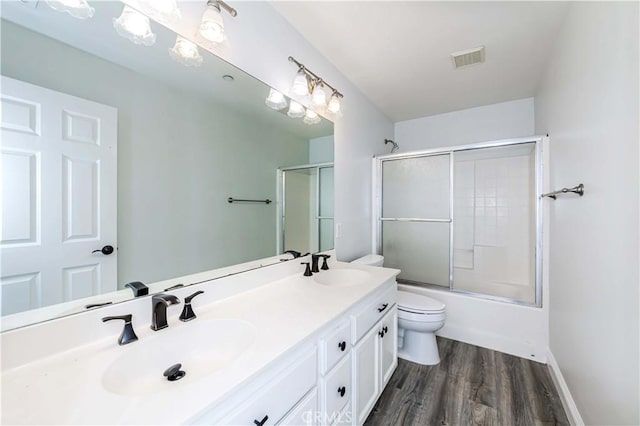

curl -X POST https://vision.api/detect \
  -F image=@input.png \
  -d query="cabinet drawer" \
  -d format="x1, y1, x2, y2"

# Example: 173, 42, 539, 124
320, 321, 350, 374
221, 348, 317, 426
321, 353, 351, 424
279, 389, 318, 426
351, 284, 396, 343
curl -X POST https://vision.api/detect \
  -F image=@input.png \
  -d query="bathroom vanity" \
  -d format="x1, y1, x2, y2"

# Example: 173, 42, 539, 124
1, 258, 399, 425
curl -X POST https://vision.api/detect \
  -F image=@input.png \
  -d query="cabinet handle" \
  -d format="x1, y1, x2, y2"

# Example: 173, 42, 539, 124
383, 326, 388, 334
338, 341, 346, 351
377, 303, 388, 313
379, 329, 385, 338
338, 386, 346, 397
253, 415, 268, 426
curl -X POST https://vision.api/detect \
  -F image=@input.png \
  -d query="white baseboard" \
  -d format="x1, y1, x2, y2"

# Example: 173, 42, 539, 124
436, 322, 547, 363
546, 349, 584, 425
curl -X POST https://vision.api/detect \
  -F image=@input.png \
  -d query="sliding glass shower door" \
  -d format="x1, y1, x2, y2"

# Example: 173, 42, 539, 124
377, 140, 540, 306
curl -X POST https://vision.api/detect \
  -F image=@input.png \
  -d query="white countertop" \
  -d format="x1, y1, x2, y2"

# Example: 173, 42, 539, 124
1, 261, 399, 425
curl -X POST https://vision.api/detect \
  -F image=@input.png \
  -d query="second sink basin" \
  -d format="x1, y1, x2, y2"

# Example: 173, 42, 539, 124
102, 318, 256, 395
312, 268, 372, 287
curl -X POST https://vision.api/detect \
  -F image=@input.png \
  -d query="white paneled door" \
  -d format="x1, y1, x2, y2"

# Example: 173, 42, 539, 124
1, 76, 117, 316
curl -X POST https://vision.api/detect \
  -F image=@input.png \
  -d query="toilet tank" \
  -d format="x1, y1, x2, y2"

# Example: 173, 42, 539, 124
351, 254, 384, 267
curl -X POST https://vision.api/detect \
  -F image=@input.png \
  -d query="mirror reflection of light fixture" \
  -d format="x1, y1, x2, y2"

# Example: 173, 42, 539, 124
265, 88, 287, 110
113, 5, 156, 46
44, 0, 94, 19
288, 56, 343, 116
311, 81, 327, 109
199, 0, 237, 44
327, 91, 343, 116
169, 36, 203, 67
134, 0, 181, 23
287, 100, 305, 118
303, 109, 321, 125
291, 67, 310, 98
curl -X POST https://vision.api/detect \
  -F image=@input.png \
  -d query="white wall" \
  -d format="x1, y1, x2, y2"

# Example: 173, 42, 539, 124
395, 97, 535, 150
309, 135, 334, 164
1, 21, 309, 286
155, 2, 394, 262
534, 2, 639, 424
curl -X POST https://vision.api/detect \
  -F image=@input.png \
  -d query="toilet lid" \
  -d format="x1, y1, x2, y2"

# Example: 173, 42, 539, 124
397, 291, 445, 313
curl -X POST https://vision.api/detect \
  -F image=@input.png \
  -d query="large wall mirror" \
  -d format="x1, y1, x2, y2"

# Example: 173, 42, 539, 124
0, 1, 334, 330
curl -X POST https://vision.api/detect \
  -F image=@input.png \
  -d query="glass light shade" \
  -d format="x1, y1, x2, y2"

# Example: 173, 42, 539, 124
311, 82, 327, 109
169, 36, 203, 67
199, 4, 225, 43
291, 69, 310, 97
113, 6, 156, 46
136, 0, 181, 23
303, 109, 321, 125
44, 0, 94, 19
327, 93, 342, 116
265, 88, 288, 110
287, 101, 305, 118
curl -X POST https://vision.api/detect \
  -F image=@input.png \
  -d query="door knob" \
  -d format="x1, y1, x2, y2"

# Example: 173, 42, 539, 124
92, 245, 114, 255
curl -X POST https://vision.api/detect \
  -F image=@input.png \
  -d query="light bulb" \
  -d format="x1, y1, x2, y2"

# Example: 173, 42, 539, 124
327, 92, 342, 116
199, 2, 225, 43
169, 36, 203, 67
113, 5, 156, 46
291, 68, 310, 97
287, 101, 305, 118
311, 82, 327, 109
135, 0, 181, 23
44, 0, 94, 19
303, 109, 321, 125
265, 88, 288, 110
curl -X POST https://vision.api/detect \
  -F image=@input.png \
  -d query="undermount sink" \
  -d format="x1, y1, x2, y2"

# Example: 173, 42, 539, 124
312, 268, 372, 287
102, 319, 256, 395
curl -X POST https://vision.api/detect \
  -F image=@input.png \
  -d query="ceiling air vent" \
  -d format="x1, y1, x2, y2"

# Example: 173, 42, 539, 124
451, 46, 485, 69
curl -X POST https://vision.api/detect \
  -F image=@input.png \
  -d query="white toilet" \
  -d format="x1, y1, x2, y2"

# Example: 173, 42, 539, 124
351, 254, 446, 365
396, 290, 446, 365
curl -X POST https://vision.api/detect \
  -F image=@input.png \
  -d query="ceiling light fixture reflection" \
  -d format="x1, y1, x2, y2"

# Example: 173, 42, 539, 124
135, 0, 181, 23
113, 5, 156, 46
265, 88, 288, 110
169, 36, 203, 67
303, 109, 321, 125
199, 0, 237, 44
287, 101, 305, 118
44, 0, 94, 19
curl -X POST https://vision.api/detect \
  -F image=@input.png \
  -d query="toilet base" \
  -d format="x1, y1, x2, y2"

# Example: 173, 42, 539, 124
397, 329, 441, 365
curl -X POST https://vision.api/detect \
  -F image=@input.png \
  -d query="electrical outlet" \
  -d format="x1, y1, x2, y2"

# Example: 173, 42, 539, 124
335, 223, 343, 238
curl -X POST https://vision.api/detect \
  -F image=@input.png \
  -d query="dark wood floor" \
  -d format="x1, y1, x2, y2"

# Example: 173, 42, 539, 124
365, 337, 569, 426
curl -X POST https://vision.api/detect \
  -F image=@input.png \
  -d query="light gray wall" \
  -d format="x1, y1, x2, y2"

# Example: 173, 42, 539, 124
309, 135, 334, 164
535, 2, 639, 424
1, 21, 309, 286
395, 97, 535, 150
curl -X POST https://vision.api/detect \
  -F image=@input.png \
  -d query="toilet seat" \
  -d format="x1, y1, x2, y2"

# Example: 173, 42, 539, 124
397, 290, 445, 314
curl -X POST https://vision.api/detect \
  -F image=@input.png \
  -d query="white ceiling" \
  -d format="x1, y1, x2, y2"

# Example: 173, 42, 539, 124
272, 1, 570, 122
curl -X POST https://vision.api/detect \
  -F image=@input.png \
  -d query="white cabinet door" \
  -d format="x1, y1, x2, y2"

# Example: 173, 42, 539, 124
379, 307, 398, 387
353, 324, 380, 425
1, 76, 117, 315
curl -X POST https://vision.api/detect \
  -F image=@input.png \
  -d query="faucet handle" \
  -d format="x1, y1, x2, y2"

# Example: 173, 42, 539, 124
180, 291, 205, 322
301, 262, 313, 277
319, 254, 331, 270
102, 314, 138, 345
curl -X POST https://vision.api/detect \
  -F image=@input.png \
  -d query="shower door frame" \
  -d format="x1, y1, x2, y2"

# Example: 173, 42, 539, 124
373, 136, 544, 307
278, 162, 334, 255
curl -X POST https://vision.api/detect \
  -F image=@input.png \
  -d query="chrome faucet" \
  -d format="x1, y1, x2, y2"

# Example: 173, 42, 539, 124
151, 294, 180, 331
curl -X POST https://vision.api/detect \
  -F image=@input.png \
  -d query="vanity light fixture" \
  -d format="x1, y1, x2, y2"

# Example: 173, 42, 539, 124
288, 56, 343, 116
169, 35, 203, 67
134, 0, 181, 23
199, 0, 237, 44
287, 100, 305, 118
303, 109, 321, 125
113, 5, 156, 46
44, 0, 94, 19
265, 88, 288, 110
